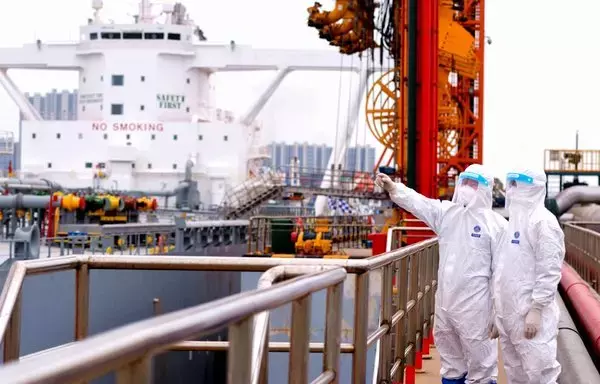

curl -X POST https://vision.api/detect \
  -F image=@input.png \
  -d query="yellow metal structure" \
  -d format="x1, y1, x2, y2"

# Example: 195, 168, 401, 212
61, 194, 85, 212
294, 231, 333, 256
306, 0, 376, 54
101, 195, 125, 211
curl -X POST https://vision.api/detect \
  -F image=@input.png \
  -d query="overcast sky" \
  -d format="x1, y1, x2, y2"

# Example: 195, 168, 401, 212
0, 0, 599, 182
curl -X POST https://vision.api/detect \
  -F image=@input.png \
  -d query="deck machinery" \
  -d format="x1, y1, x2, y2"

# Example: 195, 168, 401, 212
307, 0, 485, 238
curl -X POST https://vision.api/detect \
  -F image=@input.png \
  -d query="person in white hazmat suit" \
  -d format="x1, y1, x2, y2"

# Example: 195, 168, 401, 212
489, 168, 564, 383
376, 163, 505, 384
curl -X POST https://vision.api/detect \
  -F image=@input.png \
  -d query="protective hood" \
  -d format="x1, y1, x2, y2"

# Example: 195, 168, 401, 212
452, 164, 494, 209
505, 167, 546, 214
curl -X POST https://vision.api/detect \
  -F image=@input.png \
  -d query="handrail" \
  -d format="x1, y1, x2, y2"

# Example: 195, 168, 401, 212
0, 236, 439, 383
0, 268, 347, 384
251, 265, 342, 384
562, 222, 600, 292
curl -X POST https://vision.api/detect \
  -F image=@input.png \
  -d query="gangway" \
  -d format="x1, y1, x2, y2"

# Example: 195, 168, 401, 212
0, 223, 597, 382
223, 166, 387, 219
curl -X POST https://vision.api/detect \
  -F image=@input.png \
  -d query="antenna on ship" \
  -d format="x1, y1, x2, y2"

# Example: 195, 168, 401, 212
91, 0, 104, 24
138, 0, 153, 24
163, 2, 174, 24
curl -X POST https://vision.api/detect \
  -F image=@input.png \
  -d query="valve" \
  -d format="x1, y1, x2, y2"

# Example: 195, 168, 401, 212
136, 197, 158, 211
61, 194, 86, 212
102, 195, 125, 211
84, 195, 106, 212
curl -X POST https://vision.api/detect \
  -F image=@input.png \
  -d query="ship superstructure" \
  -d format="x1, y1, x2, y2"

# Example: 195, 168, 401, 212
0, 0, 370, 210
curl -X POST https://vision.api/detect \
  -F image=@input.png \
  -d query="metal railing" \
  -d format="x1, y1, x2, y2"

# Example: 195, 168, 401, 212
0, 267, 346, 384
385, 223, 436, 252
248, 215, 374, 255
545, 149, 600, 174
0, 237, 439, 383
563, 222, 600, 292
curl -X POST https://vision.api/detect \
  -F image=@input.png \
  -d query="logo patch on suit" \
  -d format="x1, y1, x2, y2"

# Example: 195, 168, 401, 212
471, 225, 481, 238
511, 231, 520, 244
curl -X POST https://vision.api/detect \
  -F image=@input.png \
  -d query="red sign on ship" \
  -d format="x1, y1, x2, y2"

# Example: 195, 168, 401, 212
92, 122, 164, 132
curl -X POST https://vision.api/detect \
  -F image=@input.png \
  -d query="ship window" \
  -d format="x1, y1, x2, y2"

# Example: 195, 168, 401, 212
78, 133, 83, 139
126, 134, 131, 140
90, 33, 98, 40
131, 163, 136, 169
56, 133, 61, 139
172, 164, 177, 169
103, 133, 108, 140
144, 32, 164, 40
223, 135, 228, 141
111, 104, 123, 115
198, 134, 203, 141
167, 33, 181, 41
85, 162, 93, 168
147, 163, 153, 169
186, 78, 190, 84
101, 32, 121, 39
47, 162, 52, 168
82, 77, 86, 83
151, 134, 156, 140
173, 134, 178, 140
123, 32, 143, 39
32, 133, 36, 139
98, 162, 106, 169
141, 75, 145, 82
112, 75, 124, 86
186, 107, 190, 113
82, 106, 86, 112
140, 105, 145, 111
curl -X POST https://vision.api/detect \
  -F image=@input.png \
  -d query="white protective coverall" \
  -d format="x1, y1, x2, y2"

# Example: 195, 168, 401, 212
379, 164, 505, 384
492, 168, 564, 383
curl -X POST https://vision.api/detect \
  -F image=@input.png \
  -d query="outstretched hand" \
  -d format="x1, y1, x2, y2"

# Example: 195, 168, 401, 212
375, 173, 396, 193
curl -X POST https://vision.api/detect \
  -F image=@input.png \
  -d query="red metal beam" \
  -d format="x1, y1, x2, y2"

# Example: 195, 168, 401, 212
415, 0, 439, 198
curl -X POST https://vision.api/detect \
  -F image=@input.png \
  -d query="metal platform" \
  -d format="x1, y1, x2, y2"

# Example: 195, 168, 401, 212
414, 346, 507, 384
223, 167, 387, 219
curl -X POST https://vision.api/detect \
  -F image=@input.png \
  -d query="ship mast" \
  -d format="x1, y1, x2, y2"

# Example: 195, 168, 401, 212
138, 0, 153, 24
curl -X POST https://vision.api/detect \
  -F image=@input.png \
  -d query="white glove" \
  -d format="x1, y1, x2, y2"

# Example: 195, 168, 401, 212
524, 307, 542, 339
375, 173, 397, 193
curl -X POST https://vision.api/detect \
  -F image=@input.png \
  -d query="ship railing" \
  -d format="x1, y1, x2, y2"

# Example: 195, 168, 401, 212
222, 171, 285, 209
274, 165, 386, 197
544, 149, 600, 173
0, 266, 347, 384
247, 214, 376, 255
0, 220, 249, 259
563, 221, 600, 292
0, 238, 438, 383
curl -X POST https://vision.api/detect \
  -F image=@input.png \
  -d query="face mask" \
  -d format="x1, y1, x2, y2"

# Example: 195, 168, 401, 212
506, 187, 528, 207
456, 185, 477, 206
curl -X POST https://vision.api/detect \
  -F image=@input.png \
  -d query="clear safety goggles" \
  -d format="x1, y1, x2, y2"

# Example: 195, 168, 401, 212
457, 171, 489, 189
506, 172, 534, 189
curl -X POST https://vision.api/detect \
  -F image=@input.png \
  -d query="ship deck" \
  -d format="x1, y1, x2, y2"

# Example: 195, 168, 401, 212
0, 220, 596, 383
416, 346, 507, 383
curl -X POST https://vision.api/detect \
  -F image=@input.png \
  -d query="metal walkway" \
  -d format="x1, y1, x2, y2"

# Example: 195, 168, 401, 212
0, 223, 595, 383
223, 167, 387, 219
